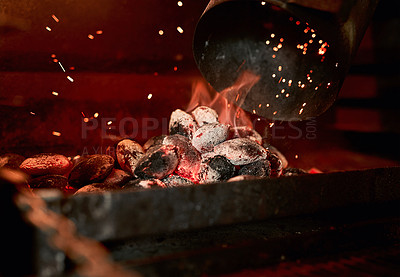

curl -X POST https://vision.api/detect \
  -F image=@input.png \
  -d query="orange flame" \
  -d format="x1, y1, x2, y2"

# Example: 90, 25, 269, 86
187, 70, 260, 129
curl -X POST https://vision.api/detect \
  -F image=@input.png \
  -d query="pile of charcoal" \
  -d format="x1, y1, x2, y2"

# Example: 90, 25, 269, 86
0, 106, 306, 195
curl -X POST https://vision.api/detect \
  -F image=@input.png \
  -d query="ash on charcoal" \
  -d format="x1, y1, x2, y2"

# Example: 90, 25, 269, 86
68, 154, 114, 189
263, 144, 288, 169
163, 134, 201, 182
282, 168, 308, 176
162, 175, 194, 187
29, 174, 68, 189
269, 153, 283, 178
228, 126, 263, 145
134, 145, 178, 179
74, 183, 120, 195
228, 175, 263, 182
192, 123, 229, 153
214, 138, 269, 165
169, 109, 198, 140
143, 135, 167, 151
238, 159, 271, 178
0, 153, 25, 170
199, 155, 235, 184
103, 169, 133, 187
20, 153, 72, 176
116, 139, 144, 174
191, 106, 219, 127
122, 178, 166, 191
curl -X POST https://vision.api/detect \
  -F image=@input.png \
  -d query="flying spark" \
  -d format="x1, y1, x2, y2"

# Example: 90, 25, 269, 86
52, 91, 58, 96
51, 14, 59, 22
58, 61, 65, 72
88, 34, 94, 39
52, 131, 61, 137
67, 76, 74, 82
158, 30, 164, 35
96, 30, 103, 35
147, 93, 153, 99
94, 112, 99, 118
177, 26, 184, 33
177, 1, 183, 6
45, 26, 51, 31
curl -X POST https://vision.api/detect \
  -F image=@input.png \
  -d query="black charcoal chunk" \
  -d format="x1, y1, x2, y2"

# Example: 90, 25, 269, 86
282, 168, 307, 176
116, 139, 144, 174
163, 135, 201, 182
169, 109, 198, 139
192, 123, 229, 153
199, 155, 235, 183
268, 153, 283, 177
238, 159, 271, 177
214, 138, 269, 165
122, 178, 166, 191
191, 106, 219, 126
228, 126, 263, 145
162, 175, 194, 187
134, 145, 178, 179
143, 135, 167, 151
68, 154, 114, 189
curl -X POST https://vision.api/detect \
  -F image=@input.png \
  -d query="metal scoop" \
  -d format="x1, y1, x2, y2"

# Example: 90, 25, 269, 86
193, 0, 378, 121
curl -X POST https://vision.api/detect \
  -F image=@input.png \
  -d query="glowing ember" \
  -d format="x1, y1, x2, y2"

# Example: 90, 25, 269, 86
158, 30, 164, 35
52, 91, 59, 96
51, 14, 59, 23
177, 1, 183, 6
147, 93, 153, 99
88, 34, 94, 40
94, 112, 99, 118
177, 26, 184, 33
107, 121, 112, 125
52, 131, 61, 137
96, 30, 103, 35
45, 26, 51, 31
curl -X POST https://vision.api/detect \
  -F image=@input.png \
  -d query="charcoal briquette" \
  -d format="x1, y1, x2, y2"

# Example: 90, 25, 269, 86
163, 134, 201, 182
29, 174, 68, 190
68, 154, 114, 188
116, 139, 145, 174
238, 159, 271, 177
0, 153, 25, 170
134, 145, 178, 179
143, 135, 167, 151
214, 138, 269, 165
169, 109, 198, 140
199, 155, 235, 183
227, 175, 262, 182
74, 182, 120, 195
20, 153, 73, 176
191, 106, 219, 126
103, 169, 133, 187
192, 123, 229, 153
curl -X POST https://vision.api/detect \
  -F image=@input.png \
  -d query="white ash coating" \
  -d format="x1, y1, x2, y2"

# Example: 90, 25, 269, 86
213, 138, 269, 165
162, 134, 201, 182
229, 126, 263, 145
122, 178, 166, 191
116, 139, 144, 174
169, 109, 198, 140
191, 106, 219, 127
192, 123, 229, 153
